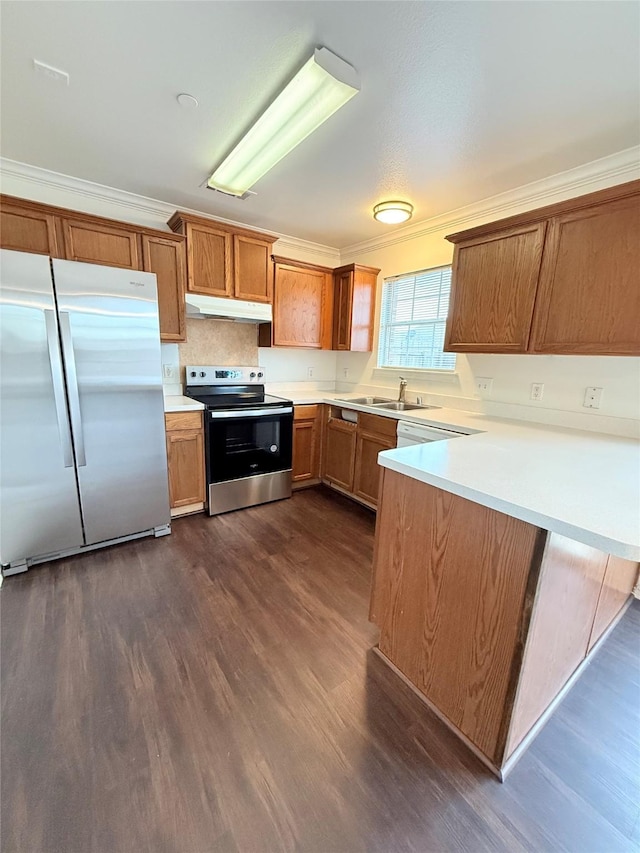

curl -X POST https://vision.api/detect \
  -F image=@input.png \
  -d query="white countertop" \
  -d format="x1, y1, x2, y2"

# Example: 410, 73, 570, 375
284, 390, 639, 561
163, 394, 205, 413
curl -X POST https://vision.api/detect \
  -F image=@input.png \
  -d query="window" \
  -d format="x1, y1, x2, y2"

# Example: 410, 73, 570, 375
377, 265, 456, 370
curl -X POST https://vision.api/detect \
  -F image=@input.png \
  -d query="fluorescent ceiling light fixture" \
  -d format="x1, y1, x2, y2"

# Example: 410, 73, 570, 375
373, 200, 414, 224
208, 47, 359, 197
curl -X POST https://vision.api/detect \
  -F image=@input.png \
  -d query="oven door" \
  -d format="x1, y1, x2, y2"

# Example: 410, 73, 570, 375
207, 407, 293, 484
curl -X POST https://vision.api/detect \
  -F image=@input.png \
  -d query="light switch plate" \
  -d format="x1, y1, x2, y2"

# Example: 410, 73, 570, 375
583, 386, 603, 409
475, 377, 493, 395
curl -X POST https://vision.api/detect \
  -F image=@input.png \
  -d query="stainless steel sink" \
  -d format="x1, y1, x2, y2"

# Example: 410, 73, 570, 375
336, 396, 393, 405
374, 401, 441, 411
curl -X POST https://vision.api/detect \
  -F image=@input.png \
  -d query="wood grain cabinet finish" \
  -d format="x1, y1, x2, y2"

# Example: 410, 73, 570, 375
445, 179, 640, 356
142, 234, 187, 342
168, 211, 277, 303
0, 201, 61, 256
272, 258, 333, 348
164, 412, 205, 510
234, 235, 273, 303
445, 223, 546, 352
332, 264, 380, 352
530, 195, 640, 354
292, 405, 321, 484
353, 413, 397, 507
371, 470, 638, 776
323, 418, 357, 492
62, 218, 141, 269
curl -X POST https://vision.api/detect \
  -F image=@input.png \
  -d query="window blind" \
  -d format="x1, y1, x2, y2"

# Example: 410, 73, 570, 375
377, 265, 456, 370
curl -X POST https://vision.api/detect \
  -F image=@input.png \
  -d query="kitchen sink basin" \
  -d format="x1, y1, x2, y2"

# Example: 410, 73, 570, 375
336, 396, 393, 405
374, 401, 441, 411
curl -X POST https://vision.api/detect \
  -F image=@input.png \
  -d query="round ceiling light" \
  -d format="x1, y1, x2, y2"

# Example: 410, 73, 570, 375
373, 200, 414, 224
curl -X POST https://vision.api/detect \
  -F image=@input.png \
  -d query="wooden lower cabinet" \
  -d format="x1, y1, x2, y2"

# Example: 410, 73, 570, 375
371, 471, 639, 777
322, 409, 396, 509
165, 411, 206, 516
292, 405, 321, 485
323, 417, 357, 492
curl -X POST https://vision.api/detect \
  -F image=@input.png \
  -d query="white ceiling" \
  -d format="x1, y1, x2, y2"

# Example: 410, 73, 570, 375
1, 1, 638, 247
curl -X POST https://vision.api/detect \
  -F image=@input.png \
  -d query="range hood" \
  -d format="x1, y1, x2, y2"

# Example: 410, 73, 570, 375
185, 293, 272, 324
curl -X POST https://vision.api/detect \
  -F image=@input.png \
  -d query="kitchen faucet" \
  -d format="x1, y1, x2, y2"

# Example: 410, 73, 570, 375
398, 376, 407, 403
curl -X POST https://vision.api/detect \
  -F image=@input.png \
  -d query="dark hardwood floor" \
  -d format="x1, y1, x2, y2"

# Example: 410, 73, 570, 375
1, 486, 639, 853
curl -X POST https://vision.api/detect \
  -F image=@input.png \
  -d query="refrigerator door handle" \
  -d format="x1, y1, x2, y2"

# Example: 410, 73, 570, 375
44, 309, 74, 469
58, 311, 87, 467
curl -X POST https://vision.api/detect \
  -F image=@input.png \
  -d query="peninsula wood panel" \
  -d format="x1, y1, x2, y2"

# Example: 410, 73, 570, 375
184, 222, 233, 297
142, 234, 187, 342
273, 263, 331, 348
444, 222, 546, 352
323, 418, 357, 492
373, 471, 542, 762
530, 195, 640, 354
505, 534, 609, 757
588, 555, 638, 651
62, 219, 141, 269
292, 405, 320, 483
0, 203, 61, 256
233, 235, 273, 303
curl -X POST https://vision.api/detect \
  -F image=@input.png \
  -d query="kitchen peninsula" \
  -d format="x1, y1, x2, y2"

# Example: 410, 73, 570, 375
369, 424, 640, 779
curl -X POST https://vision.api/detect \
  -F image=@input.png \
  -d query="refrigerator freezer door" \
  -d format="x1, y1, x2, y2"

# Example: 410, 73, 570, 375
0, 250, 84, 566
52, 259, 170, 545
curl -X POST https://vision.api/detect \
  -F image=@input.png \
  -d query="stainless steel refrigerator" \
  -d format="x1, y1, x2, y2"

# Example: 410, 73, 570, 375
0, 249, 171, 575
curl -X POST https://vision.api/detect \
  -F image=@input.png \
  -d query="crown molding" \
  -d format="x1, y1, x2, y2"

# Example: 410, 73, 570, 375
340, 145, 640, 258
0, 158, 340, 262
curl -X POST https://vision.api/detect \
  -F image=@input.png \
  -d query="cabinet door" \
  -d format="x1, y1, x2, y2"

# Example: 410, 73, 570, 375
353, 431, 395, 506
351, 267, 377, 352
142, 235, 187, 342
588, 555, 638, 651
293, 407, 320, 481
273, 264, 330, 348
234, 235, 272, 303
166, 429, 205, 508
332, 270, 353, 350
62, 219, 141, 269
186, 222, 232, 297
323, 419, 356, 491
444, 223, 546, 353
530, 195, 640, 355
0, 202, 61, 256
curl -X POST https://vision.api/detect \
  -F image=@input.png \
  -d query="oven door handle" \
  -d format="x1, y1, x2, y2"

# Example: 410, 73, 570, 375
209, 406, 293, 419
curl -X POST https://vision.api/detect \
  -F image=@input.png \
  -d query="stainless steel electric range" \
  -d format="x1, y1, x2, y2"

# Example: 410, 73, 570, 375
184, 366, 293, 516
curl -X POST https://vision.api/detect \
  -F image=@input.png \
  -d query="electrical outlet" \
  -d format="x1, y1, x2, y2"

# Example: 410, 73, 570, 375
307, 367, 314, 379
583, 386, 603, 409
342, 368, 349, 380
475, 377, 493, 395
530, 383, 544, 401
416, 395, 423, 405
162, 364, 176, 380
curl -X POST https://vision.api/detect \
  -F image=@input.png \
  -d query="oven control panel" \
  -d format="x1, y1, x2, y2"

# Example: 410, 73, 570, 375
185, 366, 265, 385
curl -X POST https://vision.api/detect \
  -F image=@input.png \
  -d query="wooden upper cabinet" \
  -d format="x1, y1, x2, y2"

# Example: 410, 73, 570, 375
272, 258, 333, 348
168, 211, 276, 302
142, 234, 187, 342
444, 223, 546, 353
0, 200, 61, 256
445, 180, 640, 356
234, 235, 273, 303
62, 218, 141, 269
332, 264, 379, 352
530, 195, 640, 355
184, 221, 232, 298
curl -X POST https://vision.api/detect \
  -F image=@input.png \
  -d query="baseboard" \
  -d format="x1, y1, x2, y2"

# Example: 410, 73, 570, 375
322, 480, 377, 512
170, 502, 205, 518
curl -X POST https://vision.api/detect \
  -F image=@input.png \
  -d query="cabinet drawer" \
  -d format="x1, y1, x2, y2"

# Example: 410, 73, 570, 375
165, 411, 203, 431
294, 404, 319, 421
358, 412, 397, 439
